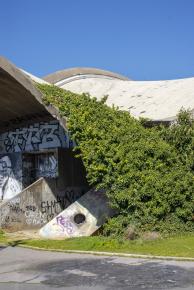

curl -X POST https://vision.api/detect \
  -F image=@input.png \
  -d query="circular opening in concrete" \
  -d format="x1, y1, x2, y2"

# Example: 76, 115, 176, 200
74, 213, 86, 225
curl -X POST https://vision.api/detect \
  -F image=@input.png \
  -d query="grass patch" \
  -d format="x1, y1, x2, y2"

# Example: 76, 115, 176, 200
0, 230, 7, 244
1, 230, 194, 258
18, 234, 194, 258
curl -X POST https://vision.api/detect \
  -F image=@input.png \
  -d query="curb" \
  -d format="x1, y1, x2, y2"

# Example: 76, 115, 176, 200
18, 244, 194, 262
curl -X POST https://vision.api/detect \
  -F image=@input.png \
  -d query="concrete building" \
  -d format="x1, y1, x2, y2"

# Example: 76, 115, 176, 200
0, 57, 90, 231
0, 56, 194, 238
0, 57, 114, 236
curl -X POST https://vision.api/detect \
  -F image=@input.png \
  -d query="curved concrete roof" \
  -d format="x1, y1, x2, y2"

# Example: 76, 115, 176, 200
53, 75, 194, 121
0, 57, 66, 133
43, 67, 129, 85
1, 57, 194, 123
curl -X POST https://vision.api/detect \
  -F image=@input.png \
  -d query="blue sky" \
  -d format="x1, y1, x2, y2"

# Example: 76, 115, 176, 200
0, 0, 194, 80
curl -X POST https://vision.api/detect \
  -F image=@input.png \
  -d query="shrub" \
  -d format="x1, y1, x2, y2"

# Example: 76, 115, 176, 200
37, 84, 194, 235
160, 109, 194, 171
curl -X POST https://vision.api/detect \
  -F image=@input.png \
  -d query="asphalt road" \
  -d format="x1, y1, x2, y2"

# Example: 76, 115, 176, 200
0, 246, 194, 289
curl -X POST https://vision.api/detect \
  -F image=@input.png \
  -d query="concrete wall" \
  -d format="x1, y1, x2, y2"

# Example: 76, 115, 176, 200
0, 118, 90, 231
0, 178, 88, 231
0, 120, 88, 202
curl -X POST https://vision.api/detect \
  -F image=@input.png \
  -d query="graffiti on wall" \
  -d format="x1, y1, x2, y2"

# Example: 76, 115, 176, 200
55, 215, 74, 234
36, 153, 57, 178
21, 152, 58, 188
0, 196, 47, 227
4, 122, 61, 152
0, 154, 22, 200
0, 121, 74, 154
40, 190, 84, 217
25, 210, 47, 225
39, 214, 76, 238
0, 186, 85, 228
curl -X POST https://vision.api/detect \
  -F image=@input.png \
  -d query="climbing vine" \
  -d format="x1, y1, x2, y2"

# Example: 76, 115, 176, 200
37, 83, 194, 235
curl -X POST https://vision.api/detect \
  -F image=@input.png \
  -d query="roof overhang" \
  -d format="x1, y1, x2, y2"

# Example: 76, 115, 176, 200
0, 57, 66, 134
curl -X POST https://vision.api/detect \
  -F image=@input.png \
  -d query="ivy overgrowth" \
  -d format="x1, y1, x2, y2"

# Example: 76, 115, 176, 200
37, 83, 194, 235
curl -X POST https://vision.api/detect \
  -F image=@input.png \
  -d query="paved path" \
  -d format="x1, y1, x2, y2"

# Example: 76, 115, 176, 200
0, 246, 194, 289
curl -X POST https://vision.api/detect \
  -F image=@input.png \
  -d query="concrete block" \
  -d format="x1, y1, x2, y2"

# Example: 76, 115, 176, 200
0, 177, 86, 231
39, 189, 115, 239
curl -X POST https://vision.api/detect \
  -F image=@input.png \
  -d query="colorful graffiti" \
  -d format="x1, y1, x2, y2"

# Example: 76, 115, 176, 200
55, 215, 74, 234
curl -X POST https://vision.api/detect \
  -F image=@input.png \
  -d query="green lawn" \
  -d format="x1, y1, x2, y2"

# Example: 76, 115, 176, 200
3, 234, 194, 258
0, 230, 6, 244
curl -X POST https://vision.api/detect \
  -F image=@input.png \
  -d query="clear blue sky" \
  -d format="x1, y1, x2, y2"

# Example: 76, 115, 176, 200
0, 0, 194, 80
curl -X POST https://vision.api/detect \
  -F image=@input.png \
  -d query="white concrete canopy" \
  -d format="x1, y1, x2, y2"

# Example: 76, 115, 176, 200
1, 57, 193, 123
58, 77, 194, 121
44, 68, 194, 121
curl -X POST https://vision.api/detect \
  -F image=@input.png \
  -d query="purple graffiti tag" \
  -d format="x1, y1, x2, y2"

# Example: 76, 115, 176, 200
56, 215, 74, 234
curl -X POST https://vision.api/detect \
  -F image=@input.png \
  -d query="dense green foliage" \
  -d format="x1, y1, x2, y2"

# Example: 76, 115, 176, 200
160, 109, 194, 171
37, 84, 194, 235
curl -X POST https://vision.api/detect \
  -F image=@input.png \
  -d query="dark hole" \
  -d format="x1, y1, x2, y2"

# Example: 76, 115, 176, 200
74, 213, 86, 225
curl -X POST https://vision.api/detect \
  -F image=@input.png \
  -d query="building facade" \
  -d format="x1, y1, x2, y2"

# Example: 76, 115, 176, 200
0, 57, 89, 230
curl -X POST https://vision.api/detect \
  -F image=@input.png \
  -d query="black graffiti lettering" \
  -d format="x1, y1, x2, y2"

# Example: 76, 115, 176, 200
41, 199, 60, 215
40, 190, 84, 217
8, 203, 24, 214
41, 201, 46, 213
26, 205, 36, 211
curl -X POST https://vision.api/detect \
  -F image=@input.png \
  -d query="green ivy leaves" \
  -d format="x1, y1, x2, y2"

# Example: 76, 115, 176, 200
37, 83, 194, 235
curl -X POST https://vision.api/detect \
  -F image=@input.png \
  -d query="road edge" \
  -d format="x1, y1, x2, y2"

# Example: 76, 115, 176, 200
17, 244, 194, 262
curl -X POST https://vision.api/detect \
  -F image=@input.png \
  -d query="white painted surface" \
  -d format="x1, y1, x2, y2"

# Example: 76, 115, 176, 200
20, 66, 194, 121
56, 77, 194, 121
0, 156, 21, 200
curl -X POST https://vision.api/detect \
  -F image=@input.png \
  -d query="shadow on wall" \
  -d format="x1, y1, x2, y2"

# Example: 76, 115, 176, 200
78, 189, 114, 227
